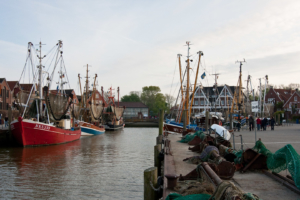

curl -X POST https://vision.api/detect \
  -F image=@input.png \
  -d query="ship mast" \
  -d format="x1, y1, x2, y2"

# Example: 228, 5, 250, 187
37, 41, 46, 119
186, 42, 190, 125
84, 64, 90, 108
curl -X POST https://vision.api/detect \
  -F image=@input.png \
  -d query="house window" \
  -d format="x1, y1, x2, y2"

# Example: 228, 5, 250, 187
96, 94, 99, 98
6, 90, 9, 98
295, 96, 297, 101
194, 101, 198, 105
268, 98, 275, 104
221, 100, 224, 105
289, 102, 292, 108
200, 100, 204, 105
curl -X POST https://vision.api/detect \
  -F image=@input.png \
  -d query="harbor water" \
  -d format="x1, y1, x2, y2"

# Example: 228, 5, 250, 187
0, 128, 157, 199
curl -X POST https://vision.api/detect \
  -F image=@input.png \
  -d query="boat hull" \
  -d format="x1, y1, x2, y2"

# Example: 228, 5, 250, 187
104, 123, 125, 131
164, 123, 193, 134
79, 122, 105, 136
11, 119, 81, 147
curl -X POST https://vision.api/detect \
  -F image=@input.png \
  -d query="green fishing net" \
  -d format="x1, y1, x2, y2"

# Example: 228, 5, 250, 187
178, 131, 206, 143
165, 193, 211, 200
253, 140, 300, 189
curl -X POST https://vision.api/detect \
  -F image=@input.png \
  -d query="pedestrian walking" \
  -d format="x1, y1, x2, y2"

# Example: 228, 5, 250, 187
4, 116, 8, 128
256, 117, 261, 131
249, 115, 254, 131
263, 117, 268, 131
270, 117, 275, 130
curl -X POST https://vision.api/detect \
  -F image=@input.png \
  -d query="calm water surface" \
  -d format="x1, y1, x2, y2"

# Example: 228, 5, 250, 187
0, 128, 157, 199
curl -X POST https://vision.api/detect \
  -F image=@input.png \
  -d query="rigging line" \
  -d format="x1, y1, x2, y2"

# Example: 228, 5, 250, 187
61, 57, 71, 89
49, 48, 62, 89
169, 56, 179, 98
18, 51, 31, 84
44, 45, 57, 57
43, 45, 58, 67
170, 68, 187, 118
44, 48, 59, 79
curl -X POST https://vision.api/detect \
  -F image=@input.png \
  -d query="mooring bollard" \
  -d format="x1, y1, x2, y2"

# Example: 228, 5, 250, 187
154, 144, 162, 176
156, 135, 163, 145
144, 167, 157, 200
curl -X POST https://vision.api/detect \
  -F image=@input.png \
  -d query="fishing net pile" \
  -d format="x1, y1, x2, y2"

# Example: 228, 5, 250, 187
166, 180, 260, 200
24, 99, 41, 118
178, 131, 206, 143
114, 107, 125, 120
72, 105, 82, 119
185, 145, 219, 164
253, 140, 300, 189
219, 140, 300, 189
90, 98, 103, 121
46, 92, 69, 120
174, 180, 215, 196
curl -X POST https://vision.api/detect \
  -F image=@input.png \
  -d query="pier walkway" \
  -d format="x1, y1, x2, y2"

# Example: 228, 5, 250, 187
163, 125, 300, 199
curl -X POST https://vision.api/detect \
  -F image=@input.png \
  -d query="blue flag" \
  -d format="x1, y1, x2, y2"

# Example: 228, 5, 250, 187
201, 72, 206, 79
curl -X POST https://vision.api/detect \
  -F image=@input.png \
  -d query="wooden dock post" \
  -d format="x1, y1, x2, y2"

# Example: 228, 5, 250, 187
183, 110, 186, 131
159, 109, 164, 135
144, 167, 157, 200
154, 144, 162, 176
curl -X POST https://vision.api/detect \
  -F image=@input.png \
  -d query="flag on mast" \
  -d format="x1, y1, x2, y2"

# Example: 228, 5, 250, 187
201, 72, 206, 79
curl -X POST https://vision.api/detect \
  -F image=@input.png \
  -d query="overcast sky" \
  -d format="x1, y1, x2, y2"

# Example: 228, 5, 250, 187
0, 0, 299, 98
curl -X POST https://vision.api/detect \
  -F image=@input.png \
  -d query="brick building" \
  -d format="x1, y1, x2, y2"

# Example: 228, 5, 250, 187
0, 78, 12, 110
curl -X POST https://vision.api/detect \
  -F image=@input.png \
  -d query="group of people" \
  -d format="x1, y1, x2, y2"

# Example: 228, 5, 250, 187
248, 115, 275, 131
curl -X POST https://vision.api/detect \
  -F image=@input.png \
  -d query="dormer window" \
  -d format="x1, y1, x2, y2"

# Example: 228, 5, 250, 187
295, 96, 297, 101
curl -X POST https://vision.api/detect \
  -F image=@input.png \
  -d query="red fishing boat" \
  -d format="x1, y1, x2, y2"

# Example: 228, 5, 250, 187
11, 118, 81, 146
11, 41, 81, 146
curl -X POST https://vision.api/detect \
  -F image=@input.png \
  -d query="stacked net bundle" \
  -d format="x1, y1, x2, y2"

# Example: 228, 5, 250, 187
253, 140, 300, 189
178, 131, 206, 143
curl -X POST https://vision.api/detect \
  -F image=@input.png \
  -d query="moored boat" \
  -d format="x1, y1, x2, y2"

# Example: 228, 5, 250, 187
11, 41, 81, 146
103, 86, 125, 131
164, 42, 203, 134
78, 121, 105, 135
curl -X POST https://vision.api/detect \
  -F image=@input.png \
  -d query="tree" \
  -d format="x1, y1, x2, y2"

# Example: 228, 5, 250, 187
165, 94, 175, 111
141, 86, 167, 116
121, 91, 141, 102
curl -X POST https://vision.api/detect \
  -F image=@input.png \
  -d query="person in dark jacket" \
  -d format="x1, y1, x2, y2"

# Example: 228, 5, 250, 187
249, 115, 254, 131
270, 117, 275, 130
263, 117, 268, 131
261, 118, 264, 131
